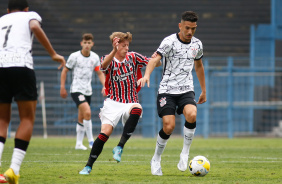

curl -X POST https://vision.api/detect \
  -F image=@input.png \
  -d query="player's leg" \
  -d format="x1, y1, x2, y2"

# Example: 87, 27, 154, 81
151, 94, 176, 176
0, 103, 11, 167
79, 123, 113, 175
113, 104, 142, 162
177, 92, 197, 172
71, 93, 94, 149
0, 68, 12, 168
151, 114, 175, 176
79, 101, 94, 148
75, 108, 87, 150
4, 100, 36, 183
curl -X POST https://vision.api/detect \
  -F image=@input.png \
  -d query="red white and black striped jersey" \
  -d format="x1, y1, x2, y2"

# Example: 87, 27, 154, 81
101, 52, 149, 103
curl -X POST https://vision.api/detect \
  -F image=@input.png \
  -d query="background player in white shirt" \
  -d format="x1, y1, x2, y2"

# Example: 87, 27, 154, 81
0, 0, 65, 183
138, 11, 207, 176
60, 33, 105, 150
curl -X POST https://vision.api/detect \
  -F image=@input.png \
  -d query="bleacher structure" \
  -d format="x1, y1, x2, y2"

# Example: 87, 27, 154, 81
1, 0, 282, 137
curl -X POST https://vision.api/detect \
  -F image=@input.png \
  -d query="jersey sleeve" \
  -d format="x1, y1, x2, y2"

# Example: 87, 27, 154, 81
134, 52, 149, 68
195, 40, 203, 60
156, 36, 173, 58
28, 11, 42, 23
66, 53, 76, 70
93, 52, 100, 68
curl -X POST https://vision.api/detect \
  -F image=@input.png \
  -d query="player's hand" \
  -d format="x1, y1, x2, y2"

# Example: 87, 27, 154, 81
137, 76, 150, 88
151, 52, 158, 58
112, 37, 120, 51
197, 92, 207, 104
52, 54, 66, 70
60, 88, 68, 98
101, 86, 106, 97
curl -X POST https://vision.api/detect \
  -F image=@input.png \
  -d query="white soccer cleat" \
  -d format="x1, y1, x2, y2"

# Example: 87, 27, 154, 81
75, 144, 87, 150
177, 153, 189, 172
151, 158, 163, 176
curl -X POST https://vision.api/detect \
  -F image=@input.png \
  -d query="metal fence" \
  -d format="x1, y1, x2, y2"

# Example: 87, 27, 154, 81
8, 56, 282, 138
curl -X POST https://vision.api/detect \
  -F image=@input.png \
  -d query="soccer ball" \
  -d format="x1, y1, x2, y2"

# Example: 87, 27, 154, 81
189, 155, 210, 176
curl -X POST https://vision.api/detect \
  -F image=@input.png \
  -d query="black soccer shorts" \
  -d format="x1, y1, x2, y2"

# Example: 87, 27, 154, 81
0, 67, 37, 103
71, 92, 91, 108
157, 91, 197, 118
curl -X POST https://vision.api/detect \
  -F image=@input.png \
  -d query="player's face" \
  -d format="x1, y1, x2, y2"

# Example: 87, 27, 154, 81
178, 21, 197, 42
117, 40, 129, 57
81, 39, 94, 52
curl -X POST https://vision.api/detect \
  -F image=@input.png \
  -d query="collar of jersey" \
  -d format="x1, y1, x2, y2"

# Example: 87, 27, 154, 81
113, 57, 127, 63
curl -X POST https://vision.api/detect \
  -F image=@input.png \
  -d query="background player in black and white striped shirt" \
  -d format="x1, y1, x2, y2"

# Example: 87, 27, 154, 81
0, 0, 65, 183
60, 33, 105, 150
138, 11, 207, 176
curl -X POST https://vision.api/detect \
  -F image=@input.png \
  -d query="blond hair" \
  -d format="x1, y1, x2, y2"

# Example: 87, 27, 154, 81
109, 32, 132, 43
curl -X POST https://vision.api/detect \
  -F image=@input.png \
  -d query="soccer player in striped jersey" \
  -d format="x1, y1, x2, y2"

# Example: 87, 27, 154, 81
60, 33, 105, 150
79, 32, 160, 175
0, 0, 65, 183
138, 11, 207, 176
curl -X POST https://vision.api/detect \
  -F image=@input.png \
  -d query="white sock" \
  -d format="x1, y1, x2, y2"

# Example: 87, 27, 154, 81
83, 119, 94, 143
76, 123, 85, 146
0, 142, 4, 167
152, 134, 169, 162
181, 127, 196, 155
10, 148, 26, 175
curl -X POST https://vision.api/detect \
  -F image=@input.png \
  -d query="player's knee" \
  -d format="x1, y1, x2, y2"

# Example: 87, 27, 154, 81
185, 111, 197, 122
83, 110, 91, 119
163, 124, 175, 134
131, 104, 142, 111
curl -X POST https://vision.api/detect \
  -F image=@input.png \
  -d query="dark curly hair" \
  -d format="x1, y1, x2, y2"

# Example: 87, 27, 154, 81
181, 11, 198, 22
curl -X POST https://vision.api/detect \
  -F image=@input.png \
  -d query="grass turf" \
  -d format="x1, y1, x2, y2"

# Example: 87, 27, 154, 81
0, 136, 281, 184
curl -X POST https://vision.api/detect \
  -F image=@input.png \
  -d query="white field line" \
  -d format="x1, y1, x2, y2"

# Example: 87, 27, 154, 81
1, 160, 282, 163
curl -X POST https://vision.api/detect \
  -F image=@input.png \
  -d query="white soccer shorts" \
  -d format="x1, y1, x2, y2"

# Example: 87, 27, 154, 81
99, 98, 142, 127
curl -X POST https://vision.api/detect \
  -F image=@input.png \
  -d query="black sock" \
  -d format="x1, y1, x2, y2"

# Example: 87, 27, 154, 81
184, 121, 196, 129
15, 138, 29, 151
117, 108, 142, 148
159, 128, 171, 140
0, 136, 6, 144
86, 133, 109, 168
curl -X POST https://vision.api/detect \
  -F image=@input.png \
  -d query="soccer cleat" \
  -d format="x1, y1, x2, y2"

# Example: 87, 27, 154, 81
75, 144, 87, 150
79, 166, 92, 175
89, 141, 94, 149
177, 153, 189, 172
0, 174, 7, 183
3, 168, 19, 184
112, 146, 123, 163
151, 158, 163, 176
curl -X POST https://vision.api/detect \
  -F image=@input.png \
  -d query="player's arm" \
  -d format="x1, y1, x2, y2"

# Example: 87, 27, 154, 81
138, 54, 162, 88
194, 58, 206, 104
60, 67, 69, 98
95, 69, 106, 96
29, 20, 65, 69
101, 37, 119, 69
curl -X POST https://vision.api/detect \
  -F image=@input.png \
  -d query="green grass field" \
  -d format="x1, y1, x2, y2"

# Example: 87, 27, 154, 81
0, 136, 281, 184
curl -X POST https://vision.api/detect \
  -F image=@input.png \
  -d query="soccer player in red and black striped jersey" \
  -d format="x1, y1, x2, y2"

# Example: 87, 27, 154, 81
79, 32, 161, 175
